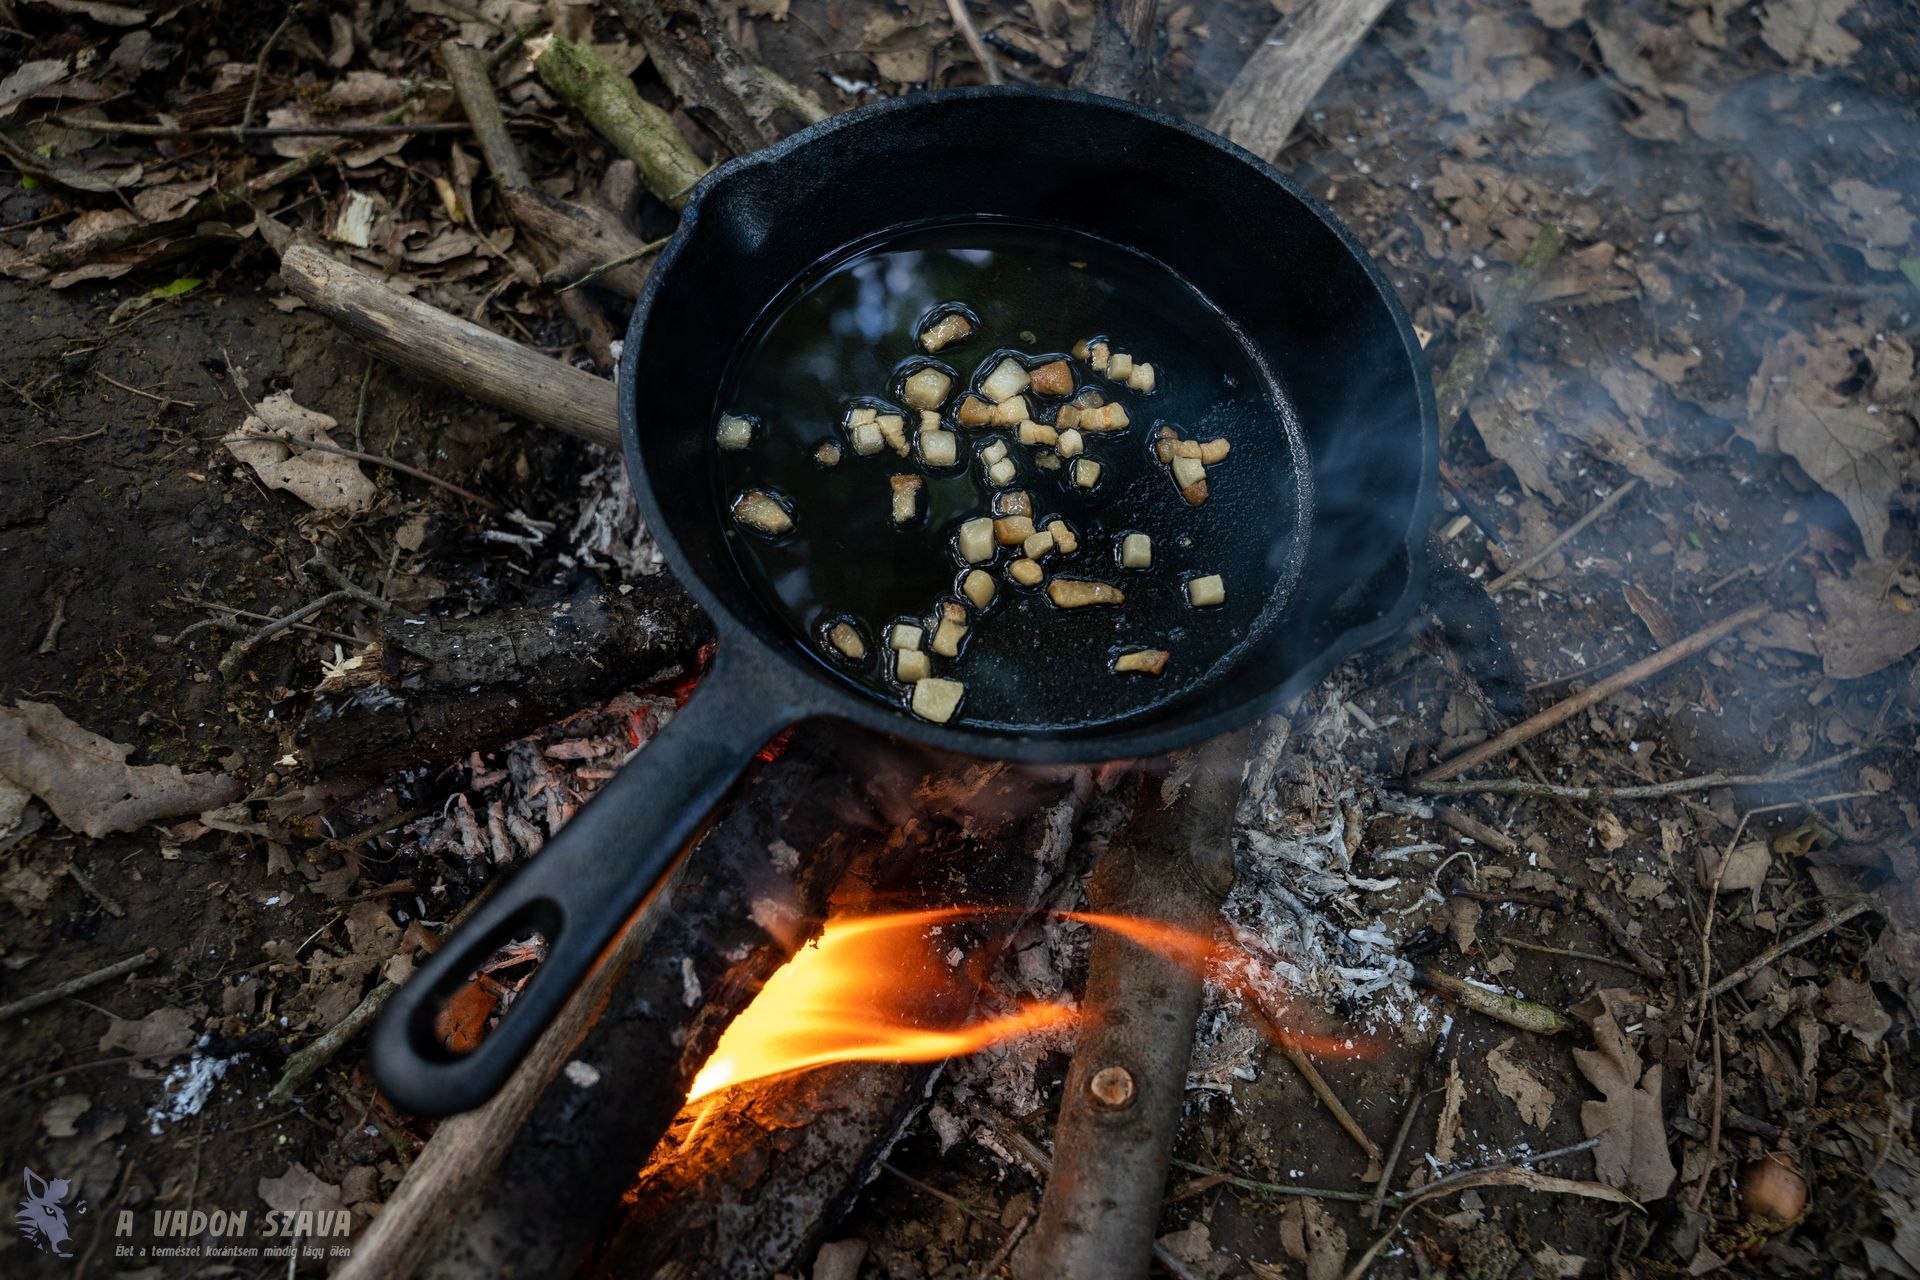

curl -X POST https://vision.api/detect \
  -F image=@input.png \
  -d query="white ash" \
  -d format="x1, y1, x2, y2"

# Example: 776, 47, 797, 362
562, 453, 664, 578
148, 1043, 243, 1135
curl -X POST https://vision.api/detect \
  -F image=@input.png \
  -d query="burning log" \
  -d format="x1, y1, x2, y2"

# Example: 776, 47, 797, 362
299, 579, 707, 777
1013, 728, 1248, 1280
591, 764, 1096, 1278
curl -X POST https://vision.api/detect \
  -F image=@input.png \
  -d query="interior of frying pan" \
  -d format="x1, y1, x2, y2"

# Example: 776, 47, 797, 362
623, 87, 1434, 755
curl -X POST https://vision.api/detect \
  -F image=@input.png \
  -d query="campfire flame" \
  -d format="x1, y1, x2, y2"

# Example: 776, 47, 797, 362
685, 907, 1370, 1102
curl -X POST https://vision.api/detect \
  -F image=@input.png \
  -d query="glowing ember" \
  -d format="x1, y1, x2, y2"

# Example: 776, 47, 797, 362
685, 907, 1372, 1102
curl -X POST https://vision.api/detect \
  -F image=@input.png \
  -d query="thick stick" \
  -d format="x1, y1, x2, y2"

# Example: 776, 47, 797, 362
613, 0, 828, 155
1072, 0, 1162, 100
529, 33, 708, 208
1206, 0, 1397, 161
279, 244, 617, 448
0, 949, 158, 1022
1417, 602, 1769, 783
1014, 729, 1249, 1280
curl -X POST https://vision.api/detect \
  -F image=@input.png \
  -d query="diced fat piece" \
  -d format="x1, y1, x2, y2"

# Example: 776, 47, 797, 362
1107, 352, 1133, 381
1029, 360, 1073, 396
1057, 429, 1084, 458
1171, 454, 1206, 495
1072, 458, 1102, 488
1073, 388, 1106, 408
827, 621, 866, 660
716, 413, 755, 450
1007, 558, 1044, 586
890, 474, 922, 524
1022, 530, 1056, 559
888, 622, 924, 650
919, 311, 973, 352
1055, 405, 1079, 430
902, 366, 953, 410
815, 441, 842, 466
1187, 574, 1225, 607
1121, 532, 1152, 569
1035, 450, 1062, 470
957, 395, 993, 427
1128, 363, 1156, 393
994, 515, 1036, 545
987, 457, 1017, 486
1082, 403, 1130, 431
877, 412, 909, 456
980, 357, 1031, 403
919, 428, 958, 467
1047, 578, 1124, 608
962, 568, 996, 608
1071, 338, 1091, 359
958, 516, 995, 563
1113, 648, 1169, 675
982, 439, 1009, 463
989, 396, 1028, 427
1167, 437, 1231, 462
920, 410, 942, 430
848, 406, 878, 426
895, 648, 931, 682
931, 601, 968, 657
851, 421, 884, 455
1089, 342, 1110, 372
912, 676, 965, 723
995, 490, 1032, 517
1017, 420, 1057, 446
1200, 438, 1230, 463
731, 489, 792, 534
1046, 519, 1078, 555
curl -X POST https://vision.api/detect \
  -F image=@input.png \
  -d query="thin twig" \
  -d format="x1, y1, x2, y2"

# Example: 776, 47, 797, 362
94, 370, 199, 408
558, 235, 671, 293
1418, 602, 1770, 783
66, 863, 125, 918
241, 2, 302, 130
1578, 889, 1664, 980
944, 0, 1005, 84
1490, 935, 1647, 973
878, 1161, 1006, 1234
1486, 480, 1640, 593
221, 430, 503, 510
352, 356, 375, 451
1413, 746, 1873, 802
1165, 1159, 1375, 1203
0, 949, 159, 1021
1699, 900, 1876, 1004
51, 115, 491, 141
1247, 994, 1382, 1170
972, 1213, 1032, 1280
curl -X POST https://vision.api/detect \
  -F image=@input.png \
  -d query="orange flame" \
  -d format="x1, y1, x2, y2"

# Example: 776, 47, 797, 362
686, 907, 1373, 1102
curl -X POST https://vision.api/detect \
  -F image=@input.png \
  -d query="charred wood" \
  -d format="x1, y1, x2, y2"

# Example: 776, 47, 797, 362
299, 579, 706, 777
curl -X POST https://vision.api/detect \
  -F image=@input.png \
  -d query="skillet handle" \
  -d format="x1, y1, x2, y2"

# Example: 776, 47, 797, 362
370, 650, 800, 1116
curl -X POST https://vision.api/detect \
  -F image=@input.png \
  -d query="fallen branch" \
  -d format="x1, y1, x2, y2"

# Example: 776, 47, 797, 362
0, 949, 159, 1022
1485, 479, 1640, 593
1578, 888, 1665, 980
1412, 746, 1874, 802
1071, 0, 1162, 100
1265, 1025, 1383, 1174
1699, 900, 1876, 1004
1434, 222, 1566, 443
1412, 965, 1572, 1035
613, 0, 829, 155
1015, 730, 1247, 1280
1205, 0, 1398, 161
279, 243, 618, 448
1416, 601, 1770, 783
529, 33, 708, 208
51, 115, 496, 140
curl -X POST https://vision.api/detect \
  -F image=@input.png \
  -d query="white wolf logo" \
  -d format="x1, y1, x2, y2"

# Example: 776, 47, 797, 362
16, 1168, 75, 1257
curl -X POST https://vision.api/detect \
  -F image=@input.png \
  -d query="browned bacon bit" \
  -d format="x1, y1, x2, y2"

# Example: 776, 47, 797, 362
1029, 360, 1074, 396
919, 312, 973, 353
1047, 578, 1124, 608
1113, 649, 1169, 675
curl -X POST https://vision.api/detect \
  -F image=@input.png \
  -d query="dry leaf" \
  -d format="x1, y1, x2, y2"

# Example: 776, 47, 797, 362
1433, 1057, 1466, 1164
1594, 810, 1630, 851
1760, 0, 1860, 67
258, 1163, 347, 1219
1697, 841, 1769, 909
0, 701, 241, 838
1573, 990, 1676, 1202
1527, 0, 1584, 28
1742, 327, 1913, 560
1487, 1037, 1555, 1128
1821, 975, 1892, 1047
1632, 347, 1701, 385
98, 1007, 197, 1061
0, 58, 71, 118
1823, 180, 1914, 271
1279, 1199, 1348, 1280
1813, 563, 1920, 679
225, 391, 377, 513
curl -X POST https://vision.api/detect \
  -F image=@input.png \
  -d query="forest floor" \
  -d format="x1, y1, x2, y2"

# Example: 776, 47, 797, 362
1, 0, 1917, 1276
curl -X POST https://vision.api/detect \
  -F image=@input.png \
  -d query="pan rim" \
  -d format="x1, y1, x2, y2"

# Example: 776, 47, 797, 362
618, 84, 1437, 764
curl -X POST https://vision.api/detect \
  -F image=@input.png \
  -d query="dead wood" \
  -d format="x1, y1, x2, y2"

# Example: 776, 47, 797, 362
1013, 729, 1249, 1280
1071, 0, 1162, 101
1206, 0, 1398, 162
594, 765, 1094, 1279
298, 578, 707, 777
530, 33, 709, 208
342, 728, 869, 1280
613, 0, 829, 156
1417, 601, 1770, 783
279, 243, 618, 448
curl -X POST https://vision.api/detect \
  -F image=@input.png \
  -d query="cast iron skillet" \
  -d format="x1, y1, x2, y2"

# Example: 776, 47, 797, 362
373, 86, 1437, 1117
